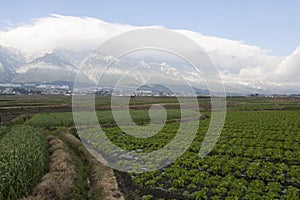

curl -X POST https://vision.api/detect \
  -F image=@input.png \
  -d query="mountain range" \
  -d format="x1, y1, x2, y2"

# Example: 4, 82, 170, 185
0, 47, 89, 86
0, 45, 297, 95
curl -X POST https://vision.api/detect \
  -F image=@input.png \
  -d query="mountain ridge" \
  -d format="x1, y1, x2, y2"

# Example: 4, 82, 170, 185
0, 45, 297, 95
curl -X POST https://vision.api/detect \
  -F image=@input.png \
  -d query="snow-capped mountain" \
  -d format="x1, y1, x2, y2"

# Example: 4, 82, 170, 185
12, 50, 90, 85
13, 52, 76, 83
0, 44, 297, 95
0, 46, 25, 82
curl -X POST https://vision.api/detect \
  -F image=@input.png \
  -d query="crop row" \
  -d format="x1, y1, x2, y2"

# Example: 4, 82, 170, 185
26, 109, 199, 128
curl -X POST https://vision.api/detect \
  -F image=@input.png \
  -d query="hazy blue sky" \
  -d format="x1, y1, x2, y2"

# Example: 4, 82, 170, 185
0, 0, 299, 56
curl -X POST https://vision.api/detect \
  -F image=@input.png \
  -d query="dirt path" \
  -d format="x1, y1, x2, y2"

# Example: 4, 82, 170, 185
23, 131, 125, 200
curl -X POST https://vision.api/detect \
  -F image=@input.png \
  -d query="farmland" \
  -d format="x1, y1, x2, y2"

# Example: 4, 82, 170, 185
0, 95, 299, 199
130, 111, 300, 199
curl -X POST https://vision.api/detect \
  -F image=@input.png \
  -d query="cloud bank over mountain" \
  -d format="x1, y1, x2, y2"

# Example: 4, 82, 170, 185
0, 14, 299, 94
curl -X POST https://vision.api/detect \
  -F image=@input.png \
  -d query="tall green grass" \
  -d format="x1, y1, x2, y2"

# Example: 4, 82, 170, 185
0, 126, 9, 140
0, 126, 47, 199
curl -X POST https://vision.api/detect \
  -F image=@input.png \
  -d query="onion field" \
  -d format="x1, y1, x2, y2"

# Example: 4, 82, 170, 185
0, 126, 47, 199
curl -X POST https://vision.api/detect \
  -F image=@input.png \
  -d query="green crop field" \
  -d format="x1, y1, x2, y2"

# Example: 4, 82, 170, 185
0, 95, 299, 199
26, 108, 199, 128
81, 111, 300, 199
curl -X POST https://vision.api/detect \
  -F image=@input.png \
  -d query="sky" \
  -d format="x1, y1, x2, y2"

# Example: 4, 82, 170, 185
0, 1, 299, 93
1, 0, 300, 56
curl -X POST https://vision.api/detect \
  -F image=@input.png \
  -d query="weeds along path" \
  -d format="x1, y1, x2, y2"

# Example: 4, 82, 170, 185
23, 135, 76, 200
23, 129, 124, 200
61, 131, 125, 200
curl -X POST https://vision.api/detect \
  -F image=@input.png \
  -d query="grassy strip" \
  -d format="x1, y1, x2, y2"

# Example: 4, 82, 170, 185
60, 129, 124, 200
6, 114, 32, 126
60, 132, 91, 199
26, 109, 200, 128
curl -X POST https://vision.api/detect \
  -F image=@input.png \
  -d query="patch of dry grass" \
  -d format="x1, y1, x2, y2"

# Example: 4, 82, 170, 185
23, 135, 76, 200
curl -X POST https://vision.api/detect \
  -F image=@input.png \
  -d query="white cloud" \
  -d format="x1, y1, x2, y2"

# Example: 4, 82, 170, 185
176, 30, 282, 75
0, 14, 135, 54
175, 30, 300, 93
0, 14, 299, 93
276, 47, 300, 82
